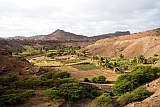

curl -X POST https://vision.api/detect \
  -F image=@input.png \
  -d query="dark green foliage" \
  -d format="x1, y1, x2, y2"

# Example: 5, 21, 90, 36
96, 75, 106, 84
59, 83, 85, 101
0, 85, 6, 95
43, 79, 54, 87
112, 77, 137, 96
40, 71, 54, 81
90, 90, 99, 97
113, 65, 160, 96
55, 71, 71, 79
90, 93, 112, 107
0, 74, 18, 86
131, 87, 151, 101
90, 77, 97, 83
0, 94, 21, 107
84, 78, 90, 82
118, 87, 151, 106
131, 65, 159, 83
60, 77, 77, 84
11, 78, 43, 89
43, 87, 64, 100
20, 90, 35, 99
90, 75, 106, 84
0, 90, 35, 107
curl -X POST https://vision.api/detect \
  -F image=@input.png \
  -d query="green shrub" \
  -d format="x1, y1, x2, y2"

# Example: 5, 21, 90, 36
149, 57, 159, 64
55, 71, 71, 79
112, 78, 137, 96
118, 87, 151, 106
84, 78, 90, 82
44, 87, 64, 100
33, 79, 43, 86
0, 85, 6, 95
20, 90, 35, 99
90, 90, 99, 97
90, 77, 97, 83
117, 92, 132, 107
40, 72, 54, 81
0, 94, 21, 107
90, 93, 112, 107
43, 79, 54, 87
11, 77, 43, 89
131, 87, 151, 101
59, 83, 85, 101
60, 78, 77, 84
0, 74, 18, 86
96, 75, 106, 83
113, 65, 160, 96
45, 52, 55, 57
90, 75, 106, 84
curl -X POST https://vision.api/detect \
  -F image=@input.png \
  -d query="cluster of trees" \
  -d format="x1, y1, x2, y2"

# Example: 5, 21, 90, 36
42, 71, 105, 101
112, 65, 159, 96
112, 65, 160, 106
13, 45, 40, 57
0, 71, 103, 106
45, 45, 81, 57
0, 74, 36, 107
13, 45, 81, 57
92, 55, 159, 73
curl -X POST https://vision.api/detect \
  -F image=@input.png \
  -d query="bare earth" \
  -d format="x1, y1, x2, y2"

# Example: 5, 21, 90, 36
55, 66, 119, 82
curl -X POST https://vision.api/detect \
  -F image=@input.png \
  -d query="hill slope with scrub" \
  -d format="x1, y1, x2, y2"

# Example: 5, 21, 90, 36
86, 28, 160, 58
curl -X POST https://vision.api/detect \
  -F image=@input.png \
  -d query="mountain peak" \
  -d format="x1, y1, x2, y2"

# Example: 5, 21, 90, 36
54, 29, 65, 33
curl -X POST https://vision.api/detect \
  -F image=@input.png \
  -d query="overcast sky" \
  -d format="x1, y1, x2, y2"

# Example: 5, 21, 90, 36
0, 0, 160, 37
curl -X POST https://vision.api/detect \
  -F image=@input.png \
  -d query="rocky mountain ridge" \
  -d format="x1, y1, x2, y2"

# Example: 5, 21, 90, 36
7, 29, 130, 41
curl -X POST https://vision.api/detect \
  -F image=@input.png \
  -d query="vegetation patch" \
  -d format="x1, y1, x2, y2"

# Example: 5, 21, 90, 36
72, 63, 99, 70
90, 75, 106, 84
112, 65, 160, 96
89, 93, 112, 107
117, 87, 152, 106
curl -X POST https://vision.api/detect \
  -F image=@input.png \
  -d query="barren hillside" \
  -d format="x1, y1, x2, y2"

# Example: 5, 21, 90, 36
0, 50, 43, 77
86, 28, 160, 58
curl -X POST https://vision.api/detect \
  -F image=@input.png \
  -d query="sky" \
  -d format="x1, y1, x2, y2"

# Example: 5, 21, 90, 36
0, 0, 160, 37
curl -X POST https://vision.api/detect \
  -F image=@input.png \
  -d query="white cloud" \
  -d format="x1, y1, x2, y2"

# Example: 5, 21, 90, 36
0, 0, 159, 37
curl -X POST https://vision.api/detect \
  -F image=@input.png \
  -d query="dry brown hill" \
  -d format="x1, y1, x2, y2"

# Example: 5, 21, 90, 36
0, 50, 44, 77
86, 28, 160, 58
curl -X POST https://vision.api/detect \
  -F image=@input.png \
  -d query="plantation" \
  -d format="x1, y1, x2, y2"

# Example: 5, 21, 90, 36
72, 63, 99, 71
13, 45, 81, 57
92, 55, 160, 73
